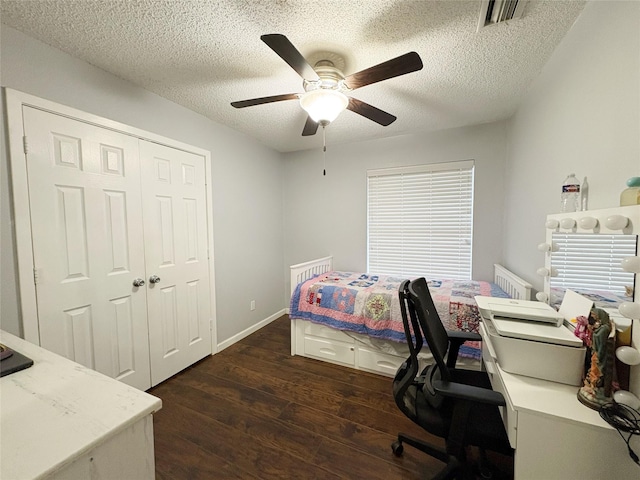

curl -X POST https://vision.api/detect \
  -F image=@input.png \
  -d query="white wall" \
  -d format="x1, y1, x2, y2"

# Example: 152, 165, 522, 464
0, 26, 284, 344
282, 121, 509, 298
504, 0, 640, 290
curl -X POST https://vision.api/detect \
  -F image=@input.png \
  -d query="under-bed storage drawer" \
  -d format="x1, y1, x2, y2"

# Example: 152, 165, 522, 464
357, 347, 404, 377
304, 322, 354, 343
303, 336, 355, 367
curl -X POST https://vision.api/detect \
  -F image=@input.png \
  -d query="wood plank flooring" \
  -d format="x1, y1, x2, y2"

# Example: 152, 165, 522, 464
150, 315, 513, 479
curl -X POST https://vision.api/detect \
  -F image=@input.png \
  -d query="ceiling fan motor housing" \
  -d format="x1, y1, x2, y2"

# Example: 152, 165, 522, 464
304, 59, 347, 93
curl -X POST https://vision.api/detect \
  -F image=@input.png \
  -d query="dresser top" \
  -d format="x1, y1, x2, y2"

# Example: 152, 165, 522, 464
0, 331, 161, 479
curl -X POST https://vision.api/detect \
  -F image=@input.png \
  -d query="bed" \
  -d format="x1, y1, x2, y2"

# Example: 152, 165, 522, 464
289, 256, 532, 377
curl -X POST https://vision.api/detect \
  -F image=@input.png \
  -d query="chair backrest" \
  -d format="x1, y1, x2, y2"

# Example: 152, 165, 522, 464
407, 277, 451, 383
399, 279, 422, 357
393, 280, 424, 414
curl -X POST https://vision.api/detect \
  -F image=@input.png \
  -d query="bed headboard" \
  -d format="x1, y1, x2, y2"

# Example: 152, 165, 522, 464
289, 256, 333, 295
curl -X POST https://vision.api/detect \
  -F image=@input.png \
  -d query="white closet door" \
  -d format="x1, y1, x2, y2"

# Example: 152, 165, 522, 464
140, 141, 212, 386
23, 107, 152, 391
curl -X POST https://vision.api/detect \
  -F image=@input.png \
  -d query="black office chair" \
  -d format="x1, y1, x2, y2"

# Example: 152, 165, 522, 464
392, 278, 513, 479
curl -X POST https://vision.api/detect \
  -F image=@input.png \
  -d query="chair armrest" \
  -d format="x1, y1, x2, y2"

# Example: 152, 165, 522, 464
447, 330, 481, 342
432, 379, 506, 407
445, 331, 482, 368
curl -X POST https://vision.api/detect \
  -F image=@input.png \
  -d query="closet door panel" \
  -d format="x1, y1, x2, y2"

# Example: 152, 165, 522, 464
23, 107, 152, 391
140, 141, 212, 386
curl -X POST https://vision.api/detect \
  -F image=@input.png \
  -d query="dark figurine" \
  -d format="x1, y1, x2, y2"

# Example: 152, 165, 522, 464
577, 308, 615, 409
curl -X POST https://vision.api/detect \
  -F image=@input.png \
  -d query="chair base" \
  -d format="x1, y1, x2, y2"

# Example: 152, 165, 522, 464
392, 433, 460, 480
392, 434, 506, 480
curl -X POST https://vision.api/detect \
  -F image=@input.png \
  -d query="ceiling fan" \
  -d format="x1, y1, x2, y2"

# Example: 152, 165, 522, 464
231, 34, 424, 136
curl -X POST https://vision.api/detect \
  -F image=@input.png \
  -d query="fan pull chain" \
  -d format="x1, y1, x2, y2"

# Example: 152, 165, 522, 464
322, 124, 327, 176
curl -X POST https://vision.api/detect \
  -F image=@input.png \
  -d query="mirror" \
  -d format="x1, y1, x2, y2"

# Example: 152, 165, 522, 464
549, 232, 637, 309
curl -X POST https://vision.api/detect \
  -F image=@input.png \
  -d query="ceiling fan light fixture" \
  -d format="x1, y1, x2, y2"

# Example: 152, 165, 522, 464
299, 89, 348, 125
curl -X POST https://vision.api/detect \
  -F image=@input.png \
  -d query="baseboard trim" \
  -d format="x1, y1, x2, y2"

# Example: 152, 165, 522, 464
216, 309, 287, 352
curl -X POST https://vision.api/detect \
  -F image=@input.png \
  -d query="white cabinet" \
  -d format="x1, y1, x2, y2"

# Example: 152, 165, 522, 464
7, 91, 216, 390
480, 320, 639, 479
0, 331, 161, 480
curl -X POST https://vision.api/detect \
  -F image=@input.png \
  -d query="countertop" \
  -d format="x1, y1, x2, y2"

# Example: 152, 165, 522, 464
0, 330, 161, 479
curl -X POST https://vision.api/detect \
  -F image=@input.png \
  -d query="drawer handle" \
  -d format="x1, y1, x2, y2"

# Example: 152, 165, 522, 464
485, 360, 496, 375
377, 360, 395, 368
481, 322, 498, 360
319, 348, 337, 356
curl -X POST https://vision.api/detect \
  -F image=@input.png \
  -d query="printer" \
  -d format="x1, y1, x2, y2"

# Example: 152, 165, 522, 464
475, 295, 587, 386
475, 296, 564, 327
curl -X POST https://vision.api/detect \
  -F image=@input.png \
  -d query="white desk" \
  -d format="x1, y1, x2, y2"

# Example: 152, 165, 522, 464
480, 323, 639, 479
0, 331, 162, 479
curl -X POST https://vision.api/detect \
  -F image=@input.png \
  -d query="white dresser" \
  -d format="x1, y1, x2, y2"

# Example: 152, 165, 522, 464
0, 331, 161, 480
480, 321, 639, 479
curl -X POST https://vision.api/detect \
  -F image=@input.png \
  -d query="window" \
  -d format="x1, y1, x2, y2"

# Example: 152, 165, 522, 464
550, 233, 637, 297
367, 161, 474, 280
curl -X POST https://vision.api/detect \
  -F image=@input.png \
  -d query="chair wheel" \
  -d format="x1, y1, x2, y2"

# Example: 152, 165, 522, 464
391, 440, 404, 456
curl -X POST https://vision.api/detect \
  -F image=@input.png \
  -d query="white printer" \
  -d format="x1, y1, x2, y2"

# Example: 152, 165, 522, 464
475, 296, 564, 327
475, 295, 587, 386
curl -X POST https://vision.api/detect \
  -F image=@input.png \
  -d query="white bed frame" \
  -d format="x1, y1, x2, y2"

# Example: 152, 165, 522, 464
289, 256, 532, 377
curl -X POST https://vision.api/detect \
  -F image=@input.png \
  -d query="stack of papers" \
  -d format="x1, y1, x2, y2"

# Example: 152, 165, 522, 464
558, 289, 596, 330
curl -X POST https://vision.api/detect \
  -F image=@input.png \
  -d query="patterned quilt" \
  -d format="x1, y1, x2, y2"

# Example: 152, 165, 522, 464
289, 271, 509, 359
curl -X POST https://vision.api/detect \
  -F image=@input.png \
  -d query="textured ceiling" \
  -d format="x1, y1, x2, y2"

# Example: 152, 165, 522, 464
0, 0, 585, 153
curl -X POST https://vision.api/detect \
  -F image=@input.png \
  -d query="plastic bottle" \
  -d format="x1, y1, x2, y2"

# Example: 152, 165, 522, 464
620, 176, 640, 206
560, 173, 580, 213
581, 176, 589, 211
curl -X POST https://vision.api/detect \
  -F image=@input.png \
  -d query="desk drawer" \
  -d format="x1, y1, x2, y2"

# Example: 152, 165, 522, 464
490, 361, 517, 449
481, 324, 517, 449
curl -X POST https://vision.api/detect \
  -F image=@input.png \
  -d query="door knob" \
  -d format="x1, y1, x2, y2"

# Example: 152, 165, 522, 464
149, 275, 161, 284
133, 278, 146, 287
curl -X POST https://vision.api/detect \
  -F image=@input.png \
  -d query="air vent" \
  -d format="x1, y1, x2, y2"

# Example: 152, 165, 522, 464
477, 0, 528, 30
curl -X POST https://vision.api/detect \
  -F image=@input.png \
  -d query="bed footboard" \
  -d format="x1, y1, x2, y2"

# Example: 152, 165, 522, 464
289, 256, 333, 295
289, 256, 333, 356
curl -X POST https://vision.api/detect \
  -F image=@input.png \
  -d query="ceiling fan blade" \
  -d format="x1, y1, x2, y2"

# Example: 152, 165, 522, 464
347, 97, 396, 126
301, 116, 319, 136
343, 52, 423, 90
231, 93, 300, 108
261, 34, 320, 81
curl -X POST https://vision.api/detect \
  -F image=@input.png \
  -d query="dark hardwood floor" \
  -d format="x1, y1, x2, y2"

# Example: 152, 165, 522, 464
150, 315, 513, 479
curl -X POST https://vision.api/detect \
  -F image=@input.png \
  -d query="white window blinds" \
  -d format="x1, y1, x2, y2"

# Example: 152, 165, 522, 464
367, 161, 474, 280
550, 233, 637, 296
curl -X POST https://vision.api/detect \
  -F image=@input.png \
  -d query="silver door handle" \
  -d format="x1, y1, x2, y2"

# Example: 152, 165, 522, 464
133, 278, 146, 287
149, 275, 161, 284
